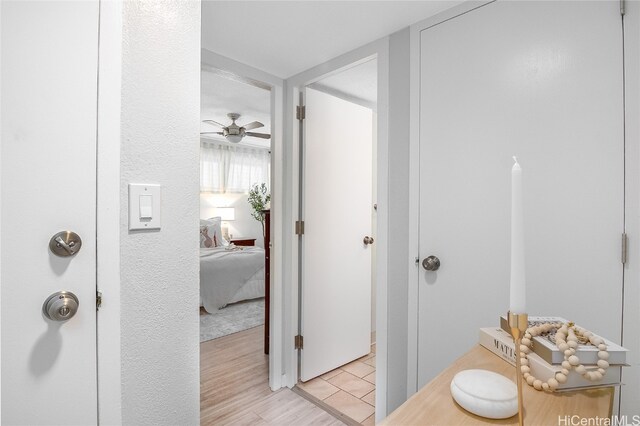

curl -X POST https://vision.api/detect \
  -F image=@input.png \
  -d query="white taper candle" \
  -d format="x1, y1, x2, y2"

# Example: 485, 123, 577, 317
510, 156, 526, 313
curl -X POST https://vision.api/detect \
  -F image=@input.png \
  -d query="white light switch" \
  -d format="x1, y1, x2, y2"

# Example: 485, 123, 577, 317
139, 195, 153, 218
129, 184, 161, 230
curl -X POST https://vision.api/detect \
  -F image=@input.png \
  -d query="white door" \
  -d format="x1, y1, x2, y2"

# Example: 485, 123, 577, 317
418, 1, 624, 386
1, 1, 99, 423
300, 88, 373, 381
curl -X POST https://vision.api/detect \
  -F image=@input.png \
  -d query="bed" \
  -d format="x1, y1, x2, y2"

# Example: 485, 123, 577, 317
199, 246, 265, 313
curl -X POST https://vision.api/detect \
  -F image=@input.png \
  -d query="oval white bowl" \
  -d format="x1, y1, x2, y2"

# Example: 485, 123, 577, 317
450, 369, 518, 419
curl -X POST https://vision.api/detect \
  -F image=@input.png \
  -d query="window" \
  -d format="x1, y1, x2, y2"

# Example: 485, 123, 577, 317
200, 141, 270, 193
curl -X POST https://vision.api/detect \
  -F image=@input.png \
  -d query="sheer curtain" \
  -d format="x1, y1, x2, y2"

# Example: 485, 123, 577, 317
200, 143, 228, 192
200, 141, 270, 193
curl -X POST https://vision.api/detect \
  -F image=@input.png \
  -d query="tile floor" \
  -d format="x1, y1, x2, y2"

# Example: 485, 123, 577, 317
296, 344, 376, 425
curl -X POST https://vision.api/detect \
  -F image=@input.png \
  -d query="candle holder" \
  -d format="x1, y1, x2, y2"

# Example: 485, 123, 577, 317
508, 311, 529, 426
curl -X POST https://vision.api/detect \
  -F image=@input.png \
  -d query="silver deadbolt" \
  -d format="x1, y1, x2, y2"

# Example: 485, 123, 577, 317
42, 291, 79, 321
422, 255, 441, 271
363, 236, 375, 245
49, 231, 82, 257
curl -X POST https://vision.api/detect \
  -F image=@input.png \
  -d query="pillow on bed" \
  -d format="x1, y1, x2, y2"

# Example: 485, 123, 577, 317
200, 217, 226, 248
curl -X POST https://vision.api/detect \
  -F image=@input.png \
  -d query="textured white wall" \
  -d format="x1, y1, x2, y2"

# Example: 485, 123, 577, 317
120, 2, 200, 424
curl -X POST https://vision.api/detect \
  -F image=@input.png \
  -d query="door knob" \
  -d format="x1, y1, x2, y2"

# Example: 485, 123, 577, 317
42, 291, 79, 321
422, 255, 440, 271
363, 236, 375, 245
49, 231, 82, 257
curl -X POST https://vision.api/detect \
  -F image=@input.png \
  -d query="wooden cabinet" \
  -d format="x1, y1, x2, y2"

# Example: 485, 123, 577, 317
229, 237, 256, 247
262, 210, 270, 354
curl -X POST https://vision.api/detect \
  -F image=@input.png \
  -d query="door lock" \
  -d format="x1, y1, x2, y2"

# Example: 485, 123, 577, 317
49, 231, 82, 257
42, 291, 79, 321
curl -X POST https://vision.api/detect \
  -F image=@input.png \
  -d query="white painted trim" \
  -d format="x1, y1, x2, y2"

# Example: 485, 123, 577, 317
307, 82, 377, 112
621, 0, 640, 416
200, 48, 285, 391
406, 0, 496, 397
0, 2, 3, 419
406, 19, 420, 399
375, 38, 390, 422
96, 1, 122, 423
283, 37, 391, 419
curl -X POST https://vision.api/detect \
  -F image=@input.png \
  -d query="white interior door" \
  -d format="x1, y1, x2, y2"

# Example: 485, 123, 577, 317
300, 88, 373, 381
1, 1, 99, 423
418, 1, 624, 386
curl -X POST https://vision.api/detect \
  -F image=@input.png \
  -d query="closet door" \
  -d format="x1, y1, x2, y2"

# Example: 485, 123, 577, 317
417, 1, 624, 386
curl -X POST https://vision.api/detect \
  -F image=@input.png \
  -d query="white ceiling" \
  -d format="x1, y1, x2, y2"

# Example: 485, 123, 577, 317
201, 1, 462, 79
200, 67, 271, 148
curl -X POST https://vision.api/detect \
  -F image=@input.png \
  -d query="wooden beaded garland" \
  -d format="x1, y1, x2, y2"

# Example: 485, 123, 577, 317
518, 322, 610, 392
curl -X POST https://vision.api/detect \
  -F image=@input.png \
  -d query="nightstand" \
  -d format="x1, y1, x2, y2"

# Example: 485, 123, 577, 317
229, 237, 256, 247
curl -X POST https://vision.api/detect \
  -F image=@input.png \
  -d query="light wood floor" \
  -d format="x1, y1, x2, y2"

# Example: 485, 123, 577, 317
200, 325, 346, 425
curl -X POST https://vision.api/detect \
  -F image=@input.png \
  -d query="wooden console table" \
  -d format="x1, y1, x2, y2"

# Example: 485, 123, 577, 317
381, 345, 614, 425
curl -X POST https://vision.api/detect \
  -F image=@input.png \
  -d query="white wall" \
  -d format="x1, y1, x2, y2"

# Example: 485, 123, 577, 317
200, 192, 265, 247
119, 2, 200, 424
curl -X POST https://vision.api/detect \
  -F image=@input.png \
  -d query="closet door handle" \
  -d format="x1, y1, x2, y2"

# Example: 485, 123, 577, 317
363, 236, 375, 245
422, 256, 440, 271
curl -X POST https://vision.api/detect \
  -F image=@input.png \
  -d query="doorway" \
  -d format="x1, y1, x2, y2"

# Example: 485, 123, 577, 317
294, 59, 378, 426
198, 62, 276, 421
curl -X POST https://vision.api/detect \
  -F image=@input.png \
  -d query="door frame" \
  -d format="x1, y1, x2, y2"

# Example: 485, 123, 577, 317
283, 37, 390, 419
96, 0, 123, 423
200, 48, 286, 391
407, 0, 640, 415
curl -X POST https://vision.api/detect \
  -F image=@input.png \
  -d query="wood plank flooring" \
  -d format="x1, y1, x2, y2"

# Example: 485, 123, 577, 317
200, 325, 345, 425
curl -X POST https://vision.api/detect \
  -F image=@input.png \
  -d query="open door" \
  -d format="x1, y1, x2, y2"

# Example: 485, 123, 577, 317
1, 1, 100, 423
299, 88, 373, 381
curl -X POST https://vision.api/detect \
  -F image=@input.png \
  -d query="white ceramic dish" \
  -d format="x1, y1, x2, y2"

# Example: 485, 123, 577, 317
450, 369, 518, 419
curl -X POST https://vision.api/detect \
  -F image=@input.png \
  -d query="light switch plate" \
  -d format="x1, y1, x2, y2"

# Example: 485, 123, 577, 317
128, 184, 161, 230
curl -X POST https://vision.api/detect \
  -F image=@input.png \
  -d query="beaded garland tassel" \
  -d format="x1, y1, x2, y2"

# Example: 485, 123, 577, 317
519, 322, 610, 391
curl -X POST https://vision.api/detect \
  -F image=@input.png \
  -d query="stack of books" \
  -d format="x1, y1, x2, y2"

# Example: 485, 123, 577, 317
479, 316, 628, 391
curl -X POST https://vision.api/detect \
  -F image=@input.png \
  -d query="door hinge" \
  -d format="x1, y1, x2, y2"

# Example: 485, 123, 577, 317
295, 220, 305, 236
296, 105, 306, 121
621, 0, 626, 15
622, 233, 628, 265
295, 335, 304, 350
96, 291, 102, 311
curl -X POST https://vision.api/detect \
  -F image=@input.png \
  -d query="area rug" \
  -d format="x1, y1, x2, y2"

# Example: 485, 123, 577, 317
200, 298, 265, 343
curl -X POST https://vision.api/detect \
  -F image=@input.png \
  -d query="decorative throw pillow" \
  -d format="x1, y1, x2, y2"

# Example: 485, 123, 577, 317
200, 217, 225, 248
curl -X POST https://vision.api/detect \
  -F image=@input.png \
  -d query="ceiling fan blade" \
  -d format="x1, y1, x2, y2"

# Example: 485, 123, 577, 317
202, 120, 226, 128
245, 132, 271, 139
200, 131, 224, 135
242, 121, 264, 131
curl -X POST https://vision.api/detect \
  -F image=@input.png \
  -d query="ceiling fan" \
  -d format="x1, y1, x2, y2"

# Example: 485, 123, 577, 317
201, 113, 270, 143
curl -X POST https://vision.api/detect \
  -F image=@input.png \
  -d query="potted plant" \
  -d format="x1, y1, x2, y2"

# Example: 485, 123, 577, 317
247, 183, 271, 238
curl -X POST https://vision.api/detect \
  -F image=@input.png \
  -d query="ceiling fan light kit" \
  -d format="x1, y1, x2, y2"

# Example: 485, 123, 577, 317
201, 112, 270, 143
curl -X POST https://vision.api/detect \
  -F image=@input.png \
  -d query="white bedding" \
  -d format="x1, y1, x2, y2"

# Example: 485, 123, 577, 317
199, 246, 265, 313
